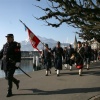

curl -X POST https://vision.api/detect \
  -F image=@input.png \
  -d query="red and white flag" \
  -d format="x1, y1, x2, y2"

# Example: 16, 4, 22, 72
27, 29, 40, 48
20, 20, 41, 53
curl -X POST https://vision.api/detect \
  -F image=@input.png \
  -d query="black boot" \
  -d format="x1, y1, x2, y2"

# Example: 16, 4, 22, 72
16, 80, 20, 89
6, 90, 12, 97
45, 74, 48, 76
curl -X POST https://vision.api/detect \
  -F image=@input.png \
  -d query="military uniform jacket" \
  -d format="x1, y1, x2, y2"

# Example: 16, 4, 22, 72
43, 49, 51, 59
52, 47, 65, 59
84, 46, 91, 58
67, 48, 75, 58
52, 47, 65, 70
0, 41, 21, 70
43, 49, 52, 68
75, 47, 84, 65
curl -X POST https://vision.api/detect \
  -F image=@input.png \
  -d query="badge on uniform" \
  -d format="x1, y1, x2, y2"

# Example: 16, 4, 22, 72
17, 43, 20, 47
15, 43, 21, 52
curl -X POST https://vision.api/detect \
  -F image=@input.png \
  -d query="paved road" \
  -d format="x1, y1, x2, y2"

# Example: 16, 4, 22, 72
0, 61, 100, 100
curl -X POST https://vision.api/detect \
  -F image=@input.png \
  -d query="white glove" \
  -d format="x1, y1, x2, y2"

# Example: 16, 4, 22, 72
15, 62, 20, 67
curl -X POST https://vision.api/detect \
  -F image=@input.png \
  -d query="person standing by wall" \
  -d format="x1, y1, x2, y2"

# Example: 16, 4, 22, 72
0, 34, 21, 97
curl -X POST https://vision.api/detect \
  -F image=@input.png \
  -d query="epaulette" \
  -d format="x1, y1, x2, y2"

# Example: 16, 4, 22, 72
14, 41, 21, 47
17, 43, 21, 47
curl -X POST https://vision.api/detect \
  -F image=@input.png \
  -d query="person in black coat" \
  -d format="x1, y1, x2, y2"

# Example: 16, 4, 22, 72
67, 44, 75, 71
0, 34, 21, 97
52, 41, 65, 76
41, 44, 52, 76
63, 47, 69, 69
75, 41, 85, 76
84, 42, 91, 70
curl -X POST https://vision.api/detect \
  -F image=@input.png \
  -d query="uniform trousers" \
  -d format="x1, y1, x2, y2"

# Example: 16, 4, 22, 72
5, 68, 18, 92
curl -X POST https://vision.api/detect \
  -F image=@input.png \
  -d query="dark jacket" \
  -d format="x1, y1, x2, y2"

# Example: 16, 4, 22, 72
84, 46, 91, 58
52, 47, 65, 70
0, 41, 21, 70
75, 47, 84, 65
67, 47, 75, 58
52, 47, 65, 59
43, 49, 52, 69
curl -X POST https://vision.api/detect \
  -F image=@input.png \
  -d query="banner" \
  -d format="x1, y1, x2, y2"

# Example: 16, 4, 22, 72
20, 20, 41, 52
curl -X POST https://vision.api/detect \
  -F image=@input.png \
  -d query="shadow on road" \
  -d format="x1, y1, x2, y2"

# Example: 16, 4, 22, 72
13, 87, 100, 96
61, 70, 100, 76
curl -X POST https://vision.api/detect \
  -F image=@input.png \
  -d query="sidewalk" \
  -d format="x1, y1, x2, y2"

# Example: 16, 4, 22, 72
0, 61, 100, 100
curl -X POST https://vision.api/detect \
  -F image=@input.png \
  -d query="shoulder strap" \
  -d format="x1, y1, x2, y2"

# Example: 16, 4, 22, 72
77, 47, 84, 60
77, 47, 82, 53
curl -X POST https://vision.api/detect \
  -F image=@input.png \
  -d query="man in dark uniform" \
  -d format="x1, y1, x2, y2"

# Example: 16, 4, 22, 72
0, 34, 21, 97
41, 44, 52, 76
75, 41, 85, 76
52, 41, 65, 76
84, 42, 91, 70
67, 44, 75, 71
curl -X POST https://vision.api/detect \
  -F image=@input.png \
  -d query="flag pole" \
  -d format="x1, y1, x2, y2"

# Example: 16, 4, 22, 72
35, 47, 42, 54
19, 20, 49, 50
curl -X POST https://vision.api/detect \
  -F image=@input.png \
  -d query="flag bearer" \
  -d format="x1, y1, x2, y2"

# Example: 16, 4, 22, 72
41, 44, 52, 76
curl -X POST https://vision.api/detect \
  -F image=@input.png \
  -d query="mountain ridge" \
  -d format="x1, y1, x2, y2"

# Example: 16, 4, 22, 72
20, 36, 70, 51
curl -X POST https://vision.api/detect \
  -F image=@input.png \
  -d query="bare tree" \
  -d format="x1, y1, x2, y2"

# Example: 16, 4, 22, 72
35, 0, 100, 42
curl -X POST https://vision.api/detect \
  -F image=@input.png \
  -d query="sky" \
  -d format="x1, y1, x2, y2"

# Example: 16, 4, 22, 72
0, 0, 80, 49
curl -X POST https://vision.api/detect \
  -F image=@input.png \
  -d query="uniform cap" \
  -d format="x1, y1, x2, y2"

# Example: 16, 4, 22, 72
5, 34, 14, 38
